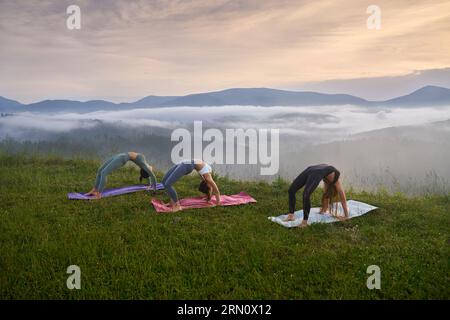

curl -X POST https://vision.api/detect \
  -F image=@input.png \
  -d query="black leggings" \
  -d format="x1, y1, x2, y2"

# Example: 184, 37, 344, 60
288, 166, 334, 220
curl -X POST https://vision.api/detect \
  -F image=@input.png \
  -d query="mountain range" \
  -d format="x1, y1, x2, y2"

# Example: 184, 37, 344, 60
1, 85, 450, 113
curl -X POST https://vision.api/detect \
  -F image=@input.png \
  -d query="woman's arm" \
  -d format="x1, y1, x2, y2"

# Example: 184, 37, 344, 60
335, 180, 349, 218
204, 174, 221, 205
147, 167, 157, 191
139, 163, 157, 191
320, 182, 329, 213
320, 197, 330, 214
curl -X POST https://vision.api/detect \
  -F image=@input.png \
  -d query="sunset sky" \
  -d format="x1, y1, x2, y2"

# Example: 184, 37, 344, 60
1, 0, 449, 103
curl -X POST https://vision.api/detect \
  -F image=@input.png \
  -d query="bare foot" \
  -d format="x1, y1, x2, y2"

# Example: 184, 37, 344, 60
86, 188, 96, 196
295, 220, 308, 228
88, 191, 101, 199
284, 213, 296, 222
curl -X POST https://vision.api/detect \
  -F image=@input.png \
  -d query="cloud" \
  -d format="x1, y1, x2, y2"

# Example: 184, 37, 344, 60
1, 0, 449, 102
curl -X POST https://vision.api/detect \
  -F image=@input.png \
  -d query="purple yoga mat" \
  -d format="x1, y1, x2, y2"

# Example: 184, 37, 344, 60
68, 183, 165, 200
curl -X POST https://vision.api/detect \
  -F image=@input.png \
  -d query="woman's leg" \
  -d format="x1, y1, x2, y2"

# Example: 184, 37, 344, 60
288, 170, 308, 213
301, 173, 323, 220
93, 156, 116, 190
162, 164, 187, 203
161, 164, 178, 186
96, 154, 128, 192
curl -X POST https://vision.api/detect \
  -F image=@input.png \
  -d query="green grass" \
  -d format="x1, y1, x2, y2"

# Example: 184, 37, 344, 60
0, 154, 449, 299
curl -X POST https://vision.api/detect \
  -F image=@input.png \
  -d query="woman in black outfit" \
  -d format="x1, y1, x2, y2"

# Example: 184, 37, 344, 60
286, 164, 349, 228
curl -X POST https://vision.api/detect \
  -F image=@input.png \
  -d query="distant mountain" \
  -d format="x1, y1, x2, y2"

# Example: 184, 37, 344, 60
125, 95, 177, 107
24, 99, 120, 112
380, 85, 450, 106
159, 88, 370, 107
1, 85, 449, 113
136, 86, 450, 108
0, 96, 22, 110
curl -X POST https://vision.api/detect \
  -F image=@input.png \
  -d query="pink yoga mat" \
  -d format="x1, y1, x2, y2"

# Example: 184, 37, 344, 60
151, 191, 257, 213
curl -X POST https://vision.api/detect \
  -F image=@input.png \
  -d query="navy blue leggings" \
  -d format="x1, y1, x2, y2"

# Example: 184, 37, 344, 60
162, 161, 196, 202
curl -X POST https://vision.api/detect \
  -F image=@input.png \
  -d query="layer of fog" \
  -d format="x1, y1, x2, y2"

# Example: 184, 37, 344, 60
2, 105, 450, 143
1, 105, 450, 195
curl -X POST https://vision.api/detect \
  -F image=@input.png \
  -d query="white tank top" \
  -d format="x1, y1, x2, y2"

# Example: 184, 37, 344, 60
181, 159, 212, 176
198, 163, 212, 175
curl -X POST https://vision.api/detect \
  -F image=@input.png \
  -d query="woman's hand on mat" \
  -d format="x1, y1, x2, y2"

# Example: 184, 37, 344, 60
215, 195, 221, 206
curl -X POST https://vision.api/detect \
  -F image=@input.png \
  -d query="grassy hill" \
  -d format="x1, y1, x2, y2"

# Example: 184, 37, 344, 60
0, 154, 448, 299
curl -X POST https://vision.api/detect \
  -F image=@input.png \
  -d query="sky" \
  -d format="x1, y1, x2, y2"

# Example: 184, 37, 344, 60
1, 0, 449, 103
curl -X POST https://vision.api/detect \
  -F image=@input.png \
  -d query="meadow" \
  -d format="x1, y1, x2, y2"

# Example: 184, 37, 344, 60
0, 154, 449, 299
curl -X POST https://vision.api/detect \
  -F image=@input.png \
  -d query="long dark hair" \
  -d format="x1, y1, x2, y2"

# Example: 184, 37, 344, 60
139, 168, 149, 183
198, 180, 209, 194
199, 171, 216, 200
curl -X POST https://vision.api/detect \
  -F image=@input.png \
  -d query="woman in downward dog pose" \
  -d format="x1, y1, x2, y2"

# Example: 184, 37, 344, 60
86, 152, 157, 199
162, 159, 220, 212
286, 164, 349, 228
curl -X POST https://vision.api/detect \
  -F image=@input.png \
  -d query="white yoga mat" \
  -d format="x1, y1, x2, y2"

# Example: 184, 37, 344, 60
268, 200, 378, 228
